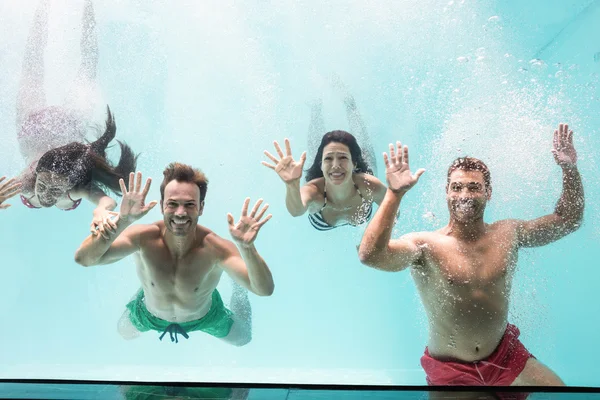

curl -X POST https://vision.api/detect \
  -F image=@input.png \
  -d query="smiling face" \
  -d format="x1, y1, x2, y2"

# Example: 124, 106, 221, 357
321, 142, 356, 185
161, 180, 204, 236
446, 169, 491, 223
35, 171, 71, 207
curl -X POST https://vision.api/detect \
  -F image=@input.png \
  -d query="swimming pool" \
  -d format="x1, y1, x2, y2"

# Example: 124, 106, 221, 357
0, 0, 599, 393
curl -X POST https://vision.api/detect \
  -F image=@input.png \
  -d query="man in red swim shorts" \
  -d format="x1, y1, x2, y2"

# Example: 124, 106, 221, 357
359, 123, 584, 389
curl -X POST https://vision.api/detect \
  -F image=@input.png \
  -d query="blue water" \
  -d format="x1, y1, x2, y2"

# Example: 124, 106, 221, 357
0, 0, 599, 389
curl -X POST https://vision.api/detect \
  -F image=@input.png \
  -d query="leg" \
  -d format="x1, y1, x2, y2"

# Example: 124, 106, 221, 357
117, 288, 142, 340
511, 358, 565, 386
306, 99, 325, 166
220, 283, 252, 347
16, 0, 49, 128
331, 74, 378, 176
63, 0, 98, 121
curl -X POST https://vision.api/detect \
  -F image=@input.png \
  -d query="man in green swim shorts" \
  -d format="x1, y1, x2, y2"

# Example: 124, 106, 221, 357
75, 162, 275, 345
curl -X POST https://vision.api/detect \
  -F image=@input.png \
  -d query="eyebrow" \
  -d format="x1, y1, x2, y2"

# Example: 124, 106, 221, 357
166, 199, 196, 203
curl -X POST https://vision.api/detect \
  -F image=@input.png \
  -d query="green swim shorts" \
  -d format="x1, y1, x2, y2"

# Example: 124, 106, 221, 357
125, 289, 234, 343
123, 385, 233, 400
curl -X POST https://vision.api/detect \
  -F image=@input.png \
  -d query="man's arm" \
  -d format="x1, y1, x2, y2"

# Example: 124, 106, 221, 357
74, 219, 148, 266
217, 238, 274, 296
516, 165, 584, 247
359, 142, 425, 271
359, 189, 422, 271
517, 123, 584, 248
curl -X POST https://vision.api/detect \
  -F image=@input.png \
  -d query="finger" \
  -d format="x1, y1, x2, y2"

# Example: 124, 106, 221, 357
135, 172, 142, 193
0, 176, 5, 184
141, 178, 152, 198
255, 214, 273, 228
249, 198, 263, 217
414, 168, 426, 180
255, 203, 269, 221
396, 141, 403, 163
299, 151, 307, 168
383, 152, 390, 168
119, 178, 127, 194
227, 213, 235, 226
264, 150, 279, 163
143, 201, 158, 213
2, 186, 21, 199
560, 124, 568, 146
389, 143, 396, 162
284, 138, 292, 157
104, 216, 116, 232
128, 173, 135, 193
273, 141, 285, 159
0, 204, 11, 209
241, 197, 250, 217
98, 224, 109, 240
553, 129, 559, 150
261, 161, 276, 170
568, 129, 574, 145
403, 145, 410, 165
0, 177, 15, 190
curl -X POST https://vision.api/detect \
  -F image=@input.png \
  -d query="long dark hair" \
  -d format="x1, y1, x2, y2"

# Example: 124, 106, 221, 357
305, 130, 372, 182
35, 106, 137, 196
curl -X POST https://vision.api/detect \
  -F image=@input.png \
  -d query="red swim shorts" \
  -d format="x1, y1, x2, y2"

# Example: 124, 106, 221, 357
421, 323, 534, 386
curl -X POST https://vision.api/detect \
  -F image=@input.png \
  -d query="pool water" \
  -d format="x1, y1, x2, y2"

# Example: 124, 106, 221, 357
0, 0, 599, 391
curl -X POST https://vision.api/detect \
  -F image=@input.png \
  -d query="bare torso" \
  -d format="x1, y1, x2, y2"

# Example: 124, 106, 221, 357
411, 220, 519, 362
134, 222, 225, 323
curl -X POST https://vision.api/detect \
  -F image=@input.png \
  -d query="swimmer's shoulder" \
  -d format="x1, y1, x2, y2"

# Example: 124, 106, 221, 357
129, 221, 163, 243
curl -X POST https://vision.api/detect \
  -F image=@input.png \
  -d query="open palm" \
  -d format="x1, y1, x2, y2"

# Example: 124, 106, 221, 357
228, 198, 272, 247
118, 172, 158, 222
552, 123, 577, 167
384, 141, 425, 195
262, 139, 307, 183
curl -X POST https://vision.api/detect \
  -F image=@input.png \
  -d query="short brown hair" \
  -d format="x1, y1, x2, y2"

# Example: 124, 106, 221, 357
160, 162, 208, 202
447, 157, 491, 190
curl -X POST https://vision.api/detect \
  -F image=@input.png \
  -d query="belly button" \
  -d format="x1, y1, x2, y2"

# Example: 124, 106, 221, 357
475, 345, 480, 352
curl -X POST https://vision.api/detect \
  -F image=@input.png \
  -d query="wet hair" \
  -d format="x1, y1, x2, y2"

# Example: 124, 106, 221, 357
446, 157, 492, 190
35, 107, 138, 196
305, 130, 372, 182
160, 162, 208, 202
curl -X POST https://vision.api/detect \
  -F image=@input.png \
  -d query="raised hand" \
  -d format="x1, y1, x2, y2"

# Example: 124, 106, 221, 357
0, 176, 22, 209
118, 172, 158, 223
552, 123, 577, 167
383, 141, 425, 195
262, 139, 307, 183
227, 198, 272, 248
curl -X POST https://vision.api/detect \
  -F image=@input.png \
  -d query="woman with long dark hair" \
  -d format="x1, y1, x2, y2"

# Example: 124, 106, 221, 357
262, 77, 388, 230
15, 0, 137, 237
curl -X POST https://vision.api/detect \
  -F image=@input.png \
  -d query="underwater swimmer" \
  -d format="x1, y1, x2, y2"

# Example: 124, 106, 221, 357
263, 131, 387, 230
262, 77, 387, 231
75, 163, 275, 345
359, 124, 583, 390
16, 0, 137, 235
